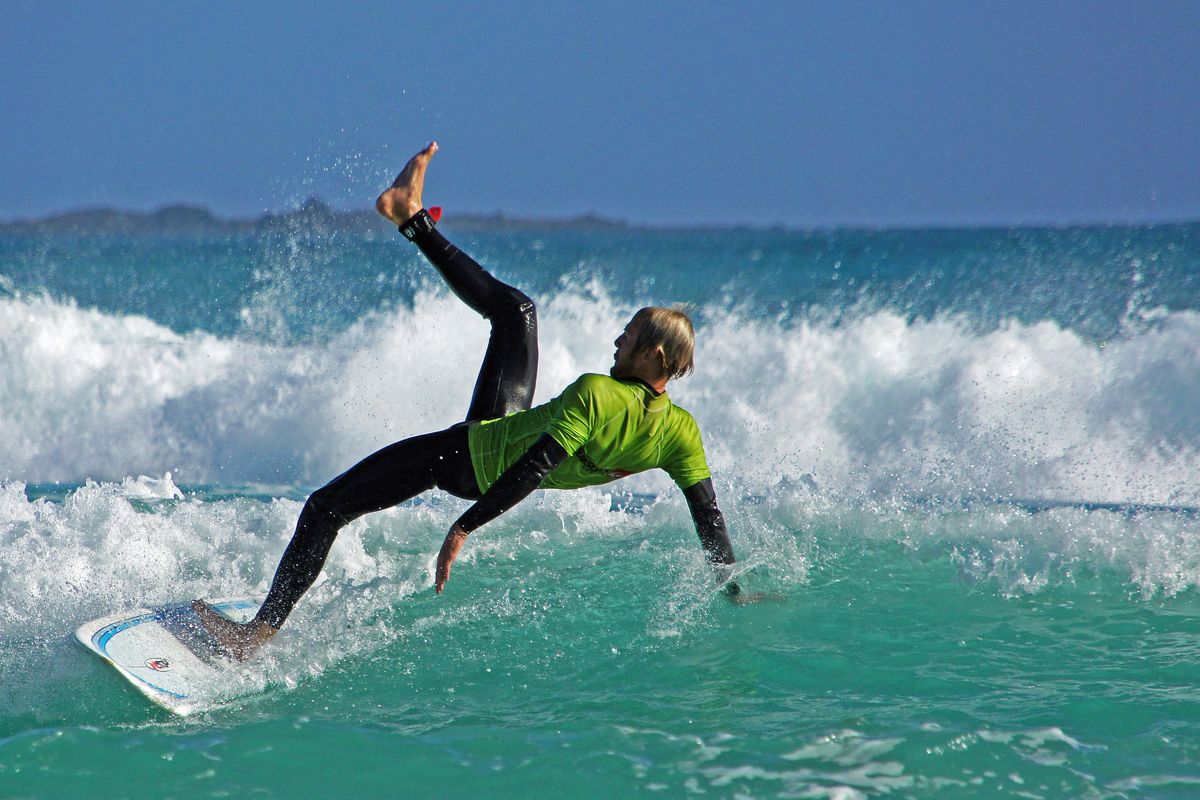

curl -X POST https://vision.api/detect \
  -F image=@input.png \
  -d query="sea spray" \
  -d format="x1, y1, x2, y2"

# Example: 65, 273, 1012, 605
2, 288, 1197, 506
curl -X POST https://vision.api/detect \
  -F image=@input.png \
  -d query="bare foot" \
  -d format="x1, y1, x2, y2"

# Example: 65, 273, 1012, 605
376, 141, 439, 224
191, 600, 278, 661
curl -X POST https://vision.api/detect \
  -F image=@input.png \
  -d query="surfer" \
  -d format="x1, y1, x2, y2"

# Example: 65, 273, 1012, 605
194, 142, 741, 659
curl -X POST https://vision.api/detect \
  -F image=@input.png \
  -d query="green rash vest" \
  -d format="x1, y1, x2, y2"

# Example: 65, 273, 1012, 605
467, 373, 711, 493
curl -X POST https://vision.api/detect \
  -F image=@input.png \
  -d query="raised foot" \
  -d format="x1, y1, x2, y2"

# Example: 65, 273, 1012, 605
376, 141, 439, 225
191, 600, 277, 661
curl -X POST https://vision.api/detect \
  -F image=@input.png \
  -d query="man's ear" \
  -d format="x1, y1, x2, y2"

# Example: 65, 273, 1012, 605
653, 345, 671, 377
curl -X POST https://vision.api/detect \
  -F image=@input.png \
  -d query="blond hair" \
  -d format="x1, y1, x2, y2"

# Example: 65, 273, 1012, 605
631, 306, 695, 379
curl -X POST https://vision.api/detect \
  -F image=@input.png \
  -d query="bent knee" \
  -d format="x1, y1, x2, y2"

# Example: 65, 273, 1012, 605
301, 488, 348, 527
511, 290, 537, 328
489, 288, 536, 331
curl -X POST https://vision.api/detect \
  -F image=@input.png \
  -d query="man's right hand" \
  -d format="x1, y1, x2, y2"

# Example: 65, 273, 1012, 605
435, 524, 469, 593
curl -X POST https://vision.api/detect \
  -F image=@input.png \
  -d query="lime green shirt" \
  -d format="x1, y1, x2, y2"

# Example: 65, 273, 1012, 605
467, 373, 711, 493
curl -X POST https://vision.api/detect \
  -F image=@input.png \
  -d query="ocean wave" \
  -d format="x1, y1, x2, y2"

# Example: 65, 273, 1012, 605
2, 288, 1198, 507
1, 471, 1196, 712
3, 467, 1200, 730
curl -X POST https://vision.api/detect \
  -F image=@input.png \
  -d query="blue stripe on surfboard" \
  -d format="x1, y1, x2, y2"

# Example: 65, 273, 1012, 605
93, 612, 156, 651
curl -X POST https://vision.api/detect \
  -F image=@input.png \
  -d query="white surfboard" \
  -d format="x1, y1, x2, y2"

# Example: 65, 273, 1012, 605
74, 598, 260, 715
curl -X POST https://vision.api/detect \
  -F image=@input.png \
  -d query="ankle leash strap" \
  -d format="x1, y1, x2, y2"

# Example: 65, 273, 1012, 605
398, 208, 437, 240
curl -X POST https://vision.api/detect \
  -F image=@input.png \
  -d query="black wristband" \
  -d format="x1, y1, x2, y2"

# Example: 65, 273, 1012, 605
398, 208, 437, 240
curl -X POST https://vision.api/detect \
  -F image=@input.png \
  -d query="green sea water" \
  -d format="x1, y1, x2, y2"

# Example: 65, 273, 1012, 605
4, 488, 1200, 798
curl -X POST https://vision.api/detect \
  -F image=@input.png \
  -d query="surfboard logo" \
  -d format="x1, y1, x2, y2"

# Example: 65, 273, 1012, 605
145, 658, 171, 672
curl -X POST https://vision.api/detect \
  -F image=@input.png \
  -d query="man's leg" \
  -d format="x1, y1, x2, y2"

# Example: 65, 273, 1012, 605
194, 426, 473, 659
196, 143, 536, 657
377, 142, 539, 421
255, 426, 471, 627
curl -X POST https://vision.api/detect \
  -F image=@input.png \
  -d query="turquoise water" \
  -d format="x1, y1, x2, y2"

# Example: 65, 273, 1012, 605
2, 221, 1200, 797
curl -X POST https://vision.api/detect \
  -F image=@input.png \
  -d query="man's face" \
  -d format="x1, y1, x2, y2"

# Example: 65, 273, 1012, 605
610, 317, 643, 379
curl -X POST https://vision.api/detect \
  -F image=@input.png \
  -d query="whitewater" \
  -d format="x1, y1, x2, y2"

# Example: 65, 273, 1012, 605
2, 221, 1199, 798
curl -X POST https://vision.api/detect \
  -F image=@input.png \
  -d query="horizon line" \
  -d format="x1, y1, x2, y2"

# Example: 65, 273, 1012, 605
3, 197, 1198, 234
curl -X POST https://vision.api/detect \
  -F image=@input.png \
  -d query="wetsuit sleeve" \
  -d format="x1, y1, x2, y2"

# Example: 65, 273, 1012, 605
682, 477, 740, 594
454, 434, 569, 533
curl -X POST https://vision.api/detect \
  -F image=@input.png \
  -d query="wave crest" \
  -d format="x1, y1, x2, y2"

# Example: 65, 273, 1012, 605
2, 290, 1198, 506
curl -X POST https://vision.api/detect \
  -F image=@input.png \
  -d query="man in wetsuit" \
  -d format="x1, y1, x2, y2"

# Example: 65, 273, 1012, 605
194, 142, 738, 659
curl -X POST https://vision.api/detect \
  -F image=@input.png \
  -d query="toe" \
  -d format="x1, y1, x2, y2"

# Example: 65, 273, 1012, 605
413, 141, 438, 166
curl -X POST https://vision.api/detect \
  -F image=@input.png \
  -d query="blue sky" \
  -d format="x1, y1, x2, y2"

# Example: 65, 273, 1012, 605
3, 1, 1198, 226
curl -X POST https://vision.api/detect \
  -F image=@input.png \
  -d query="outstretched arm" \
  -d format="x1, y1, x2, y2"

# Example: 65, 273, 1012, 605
435, 434, 569, 592
682, 477, 742, 598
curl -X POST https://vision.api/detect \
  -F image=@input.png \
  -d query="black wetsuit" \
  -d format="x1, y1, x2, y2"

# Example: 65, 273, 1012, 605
254, 210, 735, 629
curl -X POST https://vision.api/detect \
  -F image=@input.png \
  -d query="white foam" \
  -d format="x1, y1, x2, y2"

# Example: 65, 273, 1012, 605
2, 289, 1198, 507
692, 305, 1200, 506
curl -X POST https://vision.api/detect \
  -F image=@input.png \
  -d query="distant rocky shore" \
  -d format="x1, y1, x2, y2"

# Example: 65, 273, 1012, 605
0, 198, 631, 235
8, 201, 1192, 236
